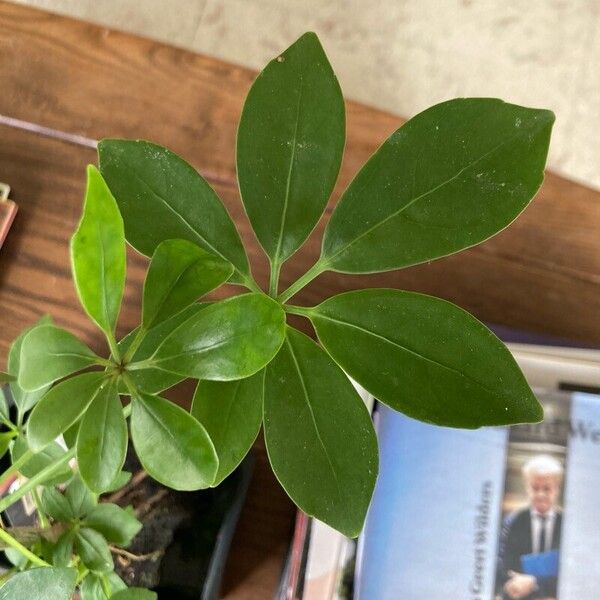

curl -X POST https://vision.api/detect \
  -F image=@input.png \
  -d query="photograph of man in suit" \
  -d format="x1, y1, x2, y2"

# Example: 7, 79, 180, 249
499, 454, 563, 600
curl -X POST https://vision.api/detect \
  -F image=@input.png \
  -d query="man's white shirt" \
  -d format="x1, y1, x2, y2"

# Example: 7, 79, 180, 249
530, 508, 557, 554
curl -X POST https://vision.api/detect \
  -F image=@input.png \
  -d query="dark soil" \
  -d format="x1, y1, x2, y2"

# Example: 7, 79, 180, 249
109, 450, 241, 599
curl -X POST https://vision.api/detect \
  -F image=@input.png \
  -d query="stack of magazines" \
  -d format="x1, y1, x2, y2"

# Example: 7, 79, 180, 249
277, 331, 600, 600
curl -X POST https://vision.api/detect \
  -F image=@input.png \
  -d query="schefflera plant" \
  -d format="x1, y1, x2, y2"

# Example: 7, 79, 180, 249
98, 33, 553, 533
0, 30, 552, 576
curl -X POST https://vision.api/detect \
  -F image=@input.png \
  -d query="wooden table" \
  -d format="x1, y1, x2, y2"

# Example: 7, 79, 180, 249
1, 2, 599, 597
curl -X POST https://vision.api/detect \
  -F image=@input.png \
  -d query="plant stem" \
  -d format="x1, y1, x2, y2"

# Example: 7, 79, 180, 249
0, 449, 33, 486
122, 402, 133, 419
120, 373, 139, 405
239, 271, 262, 294
284, 304, 314, 318
125, 359, 155, 372
96, 357, 115, 368
122, 327, 147, 364
0, 526, 50, 567
0, 416, 17, 433
277, 259, 327, 304
32, 488, 49, 528
0, 449, 75, 514
106, 331, 122, 364
269, 260, 282, 297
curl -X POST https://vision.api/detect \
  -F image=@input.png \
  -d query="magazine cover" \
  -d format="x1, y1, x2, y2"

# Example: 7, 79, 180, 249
355, 390, 600, 600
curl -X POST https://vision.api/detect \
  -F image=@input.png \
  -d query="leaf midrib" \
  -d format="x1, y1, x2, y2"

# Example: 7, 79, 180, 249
285, 337, 341, 498
273, 66, 305, 264
324, 127, 532, 265
129, 170, 241, 274
314, 312, 509, 401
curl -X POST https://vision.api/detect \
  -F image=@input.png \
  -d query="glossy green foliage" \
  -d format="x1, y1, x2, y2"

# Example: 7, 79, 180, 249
111, 589, 158, 600
65, 475, 96, 518
307, 289, 542, 427
77, 381, 127, 493
40, 487, 73, 522
36, 476, 142, 580
79, 574, 105, 600
131, 392, 218, 490
52, 532, 75, 568
79, 573, 128, 600
0, 567, 77, 600
18, 325, 99, 392
237, 32, 344, 266
27, 372, 106, 451
11, 437, 72, 485
119, 304, 209, 393
0, 433, 12, 460
192, 371, 264, 485
0, 32, 555, 569
71, 166, 125, 334
75, 528, 113, 573
84, 504, 142, 547
152, 293, 286, 380
321, 99, 554, 273
8, 315, 53, 417
263, 328, 378, 537
98, 140, 249, 283
142, 239, 232, 329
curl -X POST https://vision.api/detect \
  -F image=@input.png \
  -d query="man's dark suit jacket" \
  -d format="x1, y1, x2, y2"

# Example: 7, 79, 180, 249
498, 507, 562, 600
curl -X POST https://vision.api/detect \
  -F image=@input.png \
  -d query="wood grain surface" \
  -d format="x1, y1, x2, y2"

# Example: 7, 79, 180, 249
1, 1, 599, 597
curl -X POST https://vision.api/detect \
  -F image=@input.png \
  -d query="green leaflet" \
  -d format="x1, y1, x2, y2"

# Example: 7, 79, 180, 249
151, 293, 286, 381
77, 381, 127, 493
79, 574, 104, 600
71, 165, 125, 335
119, 304, 210, 394
192, 371, 264, 486
51, 531, 75, 568
237, 32, 345, 269
0, 389, 8, 420
0, 567, 77, 600
111, 589, 158, 600
11, 437, 72, 485
18, 325, 100, 392
40, 487, 73, 522
84, 503, 141, 547
105, 573, 128, 594
80, 572, 128, 599
97, 139, 250, 284
142, 239, 232, 329
131, 392, 218, 490
0, 432, 13, 460
65, 475, 96, 519
27, 372, 106, 451
263, 327, 378, 537
321, 99, 554, 273
8, 315, 54, 417
102, 470, 132, 494
75, 528, 113, 573
306, 289, 542, 427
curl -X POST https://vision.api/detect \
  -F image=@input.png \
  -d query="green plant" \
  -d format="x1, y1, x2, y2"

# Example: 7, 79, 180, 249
0, 32, 553, 595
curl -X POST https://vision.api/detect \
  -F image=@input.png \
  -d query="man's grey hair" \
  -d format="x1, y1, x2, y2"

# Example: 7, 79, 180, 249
522, 454, 564, 478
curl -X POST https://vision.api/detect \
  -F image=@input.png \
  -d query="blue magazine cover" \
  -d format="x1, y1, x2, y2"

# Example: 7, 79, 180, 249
355, 391, 600, 600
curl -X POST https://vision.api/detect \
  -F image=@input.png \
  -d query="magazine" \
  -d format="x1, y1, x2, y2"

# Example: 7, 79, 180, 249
356, 389, 600, 599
